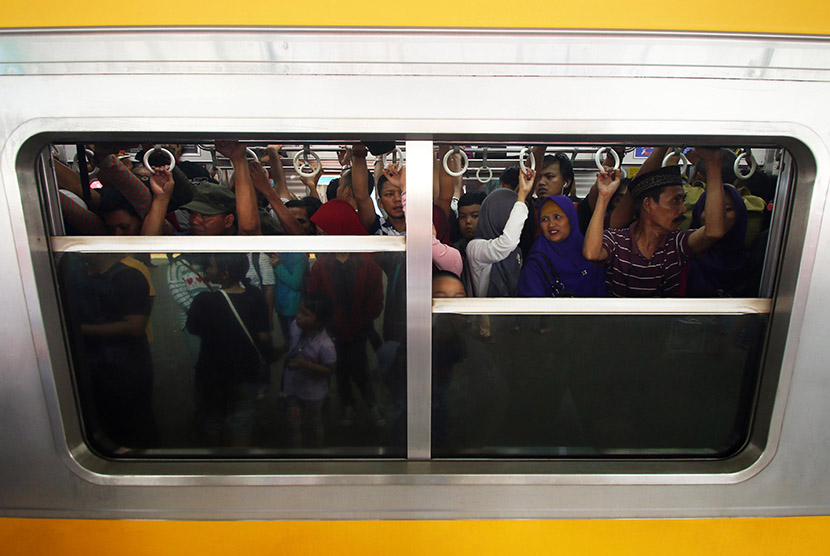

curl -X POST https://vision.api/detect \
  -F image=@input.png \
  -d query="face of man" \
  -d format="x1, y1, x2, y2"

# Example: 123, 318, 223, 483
536, 161, 567, 199
288, 206, 314, 235
104, 209, 142, 236
457, 203, 481, 241
539, 201, 571, 243
189, 211, 234, 236
644, 185, 687, 233
379, 182, 404, 219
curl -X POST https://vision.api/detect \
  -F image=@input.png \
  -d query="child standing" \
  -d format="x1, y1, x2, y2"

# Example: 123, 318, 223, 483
282, 293, 336, 448
186, 253, 272, 446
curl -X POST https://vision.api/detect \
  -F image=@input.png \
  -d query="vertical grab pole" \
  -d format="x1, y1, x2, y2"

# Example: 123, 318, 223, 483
75, 144, 91, 204
405, 140, 433, 460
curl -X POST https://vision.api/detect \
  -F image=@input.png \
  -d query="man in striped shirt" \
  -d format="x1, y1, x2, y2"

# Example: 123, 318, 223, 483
583, 148, 726, 297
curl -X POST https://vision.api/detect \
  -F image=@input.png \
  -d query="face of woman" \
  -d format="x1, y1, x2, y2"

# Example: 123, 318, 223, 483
539, 201, 571, 243
699, 197, 737, 233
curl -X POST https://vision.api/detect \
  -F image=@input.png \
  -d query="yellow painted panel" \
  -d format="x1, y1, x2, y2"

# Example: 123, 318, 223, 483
3, 0, 830, 36
4, 516, 830, 556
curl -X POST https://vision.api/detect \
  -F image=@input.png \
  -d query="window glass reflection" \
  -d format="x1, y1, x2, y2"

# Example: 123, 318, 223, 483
57, 251, 406, 457
431, 313, 765, 458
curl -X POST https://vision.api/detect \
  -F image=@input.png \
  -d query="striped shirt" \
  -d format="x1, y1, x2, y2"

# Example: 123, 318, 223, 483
602, 222, 693, 297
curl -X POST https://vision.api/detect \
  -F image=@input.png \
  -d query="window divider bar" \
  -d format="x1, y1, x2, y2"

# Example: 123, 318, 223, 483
405, 140, 434, 461
50, 235, 406, 253
432, 297, 772, 315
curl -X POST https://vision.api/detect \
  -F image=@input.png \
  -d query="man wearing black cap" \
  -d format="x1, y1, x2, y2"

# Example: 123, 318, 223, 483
583, 148, 726, 297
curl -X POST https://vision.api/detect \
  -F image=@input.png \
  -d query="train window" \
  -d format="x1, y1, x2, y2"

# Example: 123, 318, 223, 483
33, 137, 795, 469
43, 140, 409, 458
431, 143, 786, 459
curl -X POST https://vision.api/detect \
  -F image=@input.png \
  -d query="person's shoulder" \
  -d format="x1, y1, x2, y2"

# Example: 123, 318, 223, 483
191, 289, 218, 308
110, 263, 148, 288
316, 328, 335, 345
368, 214, 384, 235
604, 226, 630, 240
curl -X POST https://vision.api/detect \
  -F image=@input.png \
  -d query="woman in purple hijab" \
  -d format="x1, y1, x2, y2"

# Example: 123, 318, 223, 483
686, 184, 749, 297
518, 195, 607, 297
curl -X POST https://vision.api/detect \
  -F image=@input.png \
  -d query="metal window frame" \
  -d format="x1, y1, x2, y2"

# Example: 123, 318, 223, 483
4, 113, 818, 487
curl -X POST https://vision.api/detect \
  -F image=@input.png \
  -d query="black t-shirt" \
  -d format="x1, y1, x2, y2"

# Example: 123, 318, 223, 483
187, 286, 269, 385
74, 261, 152, 376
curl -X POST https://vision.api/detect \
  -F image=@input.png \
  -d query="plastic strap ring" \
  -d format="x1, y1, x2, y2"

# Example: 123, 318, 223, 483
595, 147, 621, 172
293, 149, 322, 178
381, 146, 405, 168
143, 146, 176, 174
734, 150, 758, 180
476, 165, 493, 183
442, 147, 469, 178
662, 148, 690, 173
519, 147, 536, 173
74, 148, 100, 177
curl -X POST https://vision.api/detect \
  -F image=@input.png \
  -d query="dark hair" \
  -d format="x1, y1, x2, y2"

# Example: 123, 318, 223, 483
744, 169, 776, 202
543, 153, 575, 195
301, 292, 333, 326
210, 253, 250, 284
458, 191, 486, 209
97, 187, 140, 219
433, 269, 465, 284
285, 197, 322, 219
325, 178, 340, 203
376, 172, 392, 195
302, 196, 323, 218
499, 165, 520, 190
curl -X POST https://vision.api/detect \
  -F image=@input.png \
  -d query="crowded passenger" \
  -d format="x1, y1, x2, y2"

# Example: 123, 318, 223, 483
684, 184, 749, 297
519, 195, 607, 298
307, 199, 386, 427
583, 148, 727, 297
186, 253, 273, 445
282, 293, 337, 447
467, 167, 535, 297
454, 191, 486, 294
59, 252, 158, 448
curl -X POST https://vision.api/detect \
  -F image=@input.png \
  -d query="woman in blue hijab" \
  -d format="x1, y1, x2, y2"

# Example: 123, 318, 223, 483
685, 184, 749, 297
518, 195, 607, 297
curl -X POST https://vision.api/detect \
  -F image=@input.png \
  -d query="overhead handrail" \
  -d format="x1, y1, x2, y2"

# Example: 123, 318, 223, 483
662, 147, 690, 173
519, 146, 536, 174
293, 145, 322, 178
476, 147, 493, 183
142, 146, 176, 174
245, 147, 259, 163
734, 148, 758, 180
381, 146, 405, 169
443, 146, 469, 178
595, 147, 621, 172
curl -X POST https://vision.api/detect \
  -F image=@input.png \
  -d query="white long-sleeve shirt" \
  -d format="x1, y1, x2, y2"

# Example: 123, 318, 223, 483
465, 201, 528, 297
